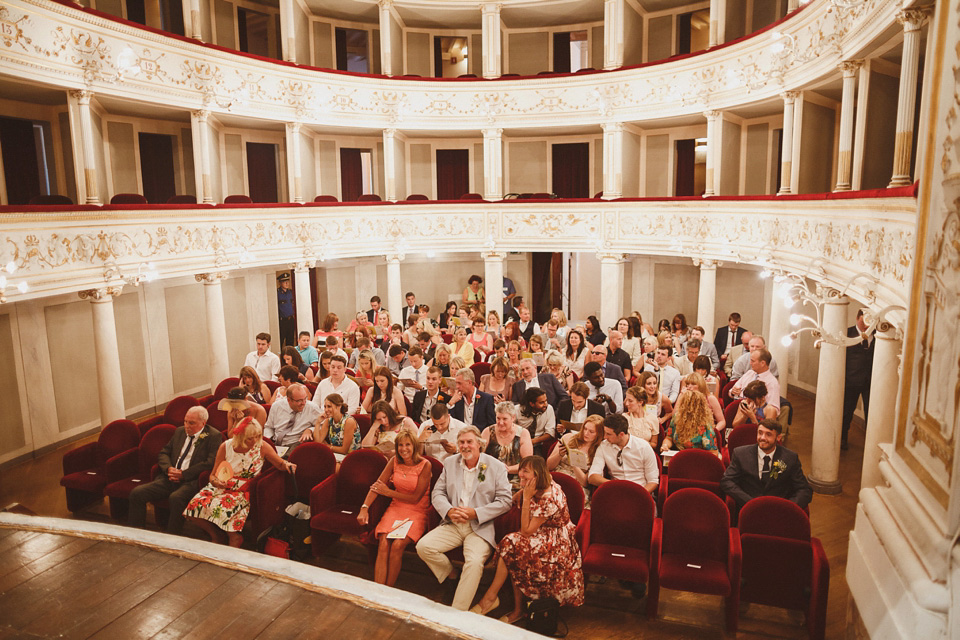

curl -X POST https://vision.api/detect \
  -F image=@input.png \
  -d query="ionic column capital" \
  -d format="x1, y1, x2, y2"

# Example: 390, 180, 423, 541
597, 252, 626, 264
816, 286, 848, 303
385, 253, 403, 264
703, 110, 720, 121
290, 261, 315, 272
780, 90, 799, 104
78, 286, 123, 302
383, 128, 397, 138
377, 0, 393, 10
69, 90, 94, 105
483, 251, 507, 262
482, 128, 503, 139
693, 257, 720, 269
285, 122, 301, 135
839, 59, 863, 77
195, 272, 229, 284
191, 109, 210, 122
897, 7, 930, 32
601, 121, 624, 133
481, 2, 502, 15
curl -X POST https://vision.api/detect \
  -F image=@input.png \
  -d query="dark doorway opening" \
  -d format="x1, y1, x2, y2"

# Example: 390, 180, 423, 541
0, 116, 46, 205
246, 142, 279, 203
531, 252, 564, 324
675, 138, 696, 196
436, 149, 469, 200
138, 132, 177, 204
552, 142, 590, 198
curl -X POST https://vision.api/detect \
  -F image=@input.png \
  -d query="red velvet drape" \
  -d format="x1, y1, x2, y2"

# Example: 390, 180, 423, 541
551, 142, 589, 198
246, 142, 279, 203
436, 149, 469, 200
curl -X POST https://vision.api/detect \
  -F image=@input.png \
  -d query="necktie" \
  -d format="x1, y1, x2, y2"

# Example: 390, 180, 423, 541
176, 435, 195, 469
415, 369, 421, 383
761, 455, 771, 482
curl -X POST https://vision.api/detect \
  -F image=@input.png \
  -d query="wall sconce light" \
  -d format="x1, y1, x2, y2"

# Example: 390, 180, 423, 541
0, 261, 28, 303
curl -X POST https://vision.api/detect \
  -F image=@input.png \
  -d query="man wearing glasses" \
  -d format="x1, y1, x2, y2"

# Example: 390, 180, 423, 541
590, 344, 628, 393
587, 414, 659, 495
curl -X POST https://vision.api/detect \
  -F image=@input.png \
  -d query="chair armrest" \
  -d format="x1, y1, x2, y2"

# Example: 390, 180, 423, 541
309, 474, 338, 515
366, 494, 389, 532
198, 470, 210, 486
576, 509, 592, 552
657, 475, 669, 515
728, 527, 742, 587
104, 448, 139, 483
63, 443, 98, 475
250, 468, 287, 535
197, 394, 214, 406
809, 537, 830, 639
650, 517, 663, 573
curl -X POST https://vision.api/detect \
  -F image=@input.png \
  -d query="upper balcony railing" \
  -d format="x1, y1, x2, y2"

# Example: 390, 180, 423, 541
0, 0, 897, 131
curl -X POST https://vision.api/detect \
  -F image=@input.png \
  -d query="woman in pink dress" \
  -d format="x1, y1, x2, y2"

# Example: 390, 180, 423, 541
472, 455, 584, 622
356, 430, 432, 586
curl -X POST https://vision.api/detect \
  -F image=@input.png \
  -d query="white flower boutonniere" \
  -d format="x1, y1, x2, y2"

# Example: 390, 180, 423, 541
477, 463, 487, 483
769, 459, 787, 480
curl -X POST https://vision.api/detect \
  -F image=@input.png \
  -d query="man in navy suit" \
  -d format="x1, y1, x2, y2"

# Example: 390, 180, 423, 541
511, 358, 569, 410
713, 312, 748, 365
449, 367, 496, 430
720, 419, 812, 508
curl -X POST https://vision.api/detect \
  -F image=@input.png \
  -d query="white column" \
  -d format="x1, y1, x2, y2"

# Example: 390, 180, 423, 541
888, 9, 929, 187
860, 325, 902, 490
292, 262, 315, 335
191, 110, 214, 204
71, 91, 101, 205
703, 110, 719, 197
188, 0, 202, 39
378, 0, 395, 76
196, 273, 231, 391
767, 280, 792, 387
279, 0, 296, 62
386, 254, 403, 322
481, 3, 502, 79
601, 122, 624, 199
708, 0, 723, 48
482, 128, 503, 201
483, 251, 506, 317
383, 128, 398, 202
695, 259, 717, 339
79, 287, 125, 424
603, 0, 624, 70
777, 91, 798, 195
787, 0, 798, 11
809, 290, 848, 494
835, 60, 862, 192
285, 122, 303, 203
599, 253, 625, 333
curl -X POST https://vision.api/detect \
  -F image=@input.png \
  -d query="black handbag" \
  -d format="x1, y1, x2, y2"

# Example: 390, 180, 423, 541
525, 596, 566, 637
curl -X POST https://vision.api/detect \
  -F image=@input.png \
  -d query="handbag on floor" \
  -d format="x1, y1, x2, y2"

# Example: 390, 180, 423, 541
525, 596, 566, 637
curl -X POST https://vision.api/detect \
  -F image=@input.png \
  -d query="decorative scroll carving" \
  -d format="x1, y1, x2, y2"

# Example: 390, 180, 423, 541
78, 286, 122, 301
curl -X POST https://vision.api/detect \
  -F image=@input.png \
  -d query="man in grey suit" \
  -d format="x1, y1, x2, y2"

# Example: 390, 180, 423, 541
416, 423, 512, 610
128, 405, 222, 534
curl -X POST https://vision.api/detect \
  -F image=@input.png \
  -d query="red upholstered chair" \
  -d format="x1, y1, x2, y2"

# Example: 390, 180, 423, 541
723, 399, 742, 432
358, 193, 382, 201
29, 194, 73, 205
649, 488, 741, 630
551, 471, 585, 527
309, 448, 388, 556
721, 380, 738, 406
103, 423, 177, 520
738, 497, 828, 640
224, 194, 253, 203
264, 380, 281, 395
313, 195, 339, 202
441, 334, 453, 344
199, 377, 240, 406
657, 449, 725, 514
470, 361, 491, 379
60, 419, 141, 513
352, 413, 373, 440
166, 194, 197, 204
137, 395, 201, 437
725, 424, 758, 456
460, 193, 485, 200
252, 442, 337, 537
578, 480, 656, 588
109, 193, 148, 204
405, 194, 429, 201
207, 407, 229, 434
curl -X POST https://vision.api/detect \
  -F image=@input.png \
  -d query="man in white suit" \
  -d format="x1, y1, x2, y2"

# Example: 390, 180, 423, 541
416, 422, 513, 610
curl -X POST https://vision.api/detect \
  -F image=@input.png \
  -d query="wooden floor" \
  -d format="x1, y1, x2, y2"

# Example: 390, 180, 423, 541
0, 392, 863, 639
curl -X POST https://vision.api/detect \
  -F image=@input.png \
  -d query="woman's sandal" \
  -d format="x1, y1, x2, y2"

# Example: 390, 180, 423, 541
469, 597, 499, 615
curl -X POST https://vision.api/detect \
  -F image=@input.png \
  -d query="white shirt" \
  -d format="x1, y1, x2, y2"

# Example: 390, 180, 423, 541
461, 388, 477, 426
263, 397, 322, 446
459, 457, 481, 507
516, 404, 557, 438
244, 350, 281, 382
733, 369, 782, 411
570, 405, 588, 424
588, 379, 624, 414
175, 433, 198, 470
418, 418, 466, 462
399, 364, 429, 402
758, 446, 777, 479
316, 376, 361, 415
589, 435, 660, 488
732, 351, 780, 380
523, 375, 540, 389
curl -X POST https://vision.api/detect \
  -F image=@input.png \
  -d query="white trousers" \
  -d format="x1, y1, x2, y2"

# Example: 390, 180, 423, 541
416, 521, 492, 611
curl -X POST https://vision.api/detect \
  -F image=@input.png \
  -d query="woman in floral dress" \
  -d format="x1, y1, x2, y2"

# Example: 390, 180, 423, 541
472, 455, 584, 623
184, 417, 295, 547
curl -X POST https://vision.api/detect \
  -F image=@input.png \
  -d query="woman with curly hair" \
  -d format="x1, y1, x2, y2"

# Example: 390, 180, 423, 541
660, 389, 720, 458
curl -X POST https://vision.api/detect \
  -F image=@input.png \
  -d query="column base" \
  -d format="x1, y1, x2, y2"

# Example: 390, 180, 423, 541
888, 177, 912, 188
833, 184, 851, 192
808, 477, 842, 495
776, 189, 792, 196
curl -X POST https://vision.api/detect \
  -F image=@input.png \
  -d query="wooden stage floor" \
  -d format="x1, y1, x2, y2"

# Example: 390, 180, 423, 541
0, 392, 863, 639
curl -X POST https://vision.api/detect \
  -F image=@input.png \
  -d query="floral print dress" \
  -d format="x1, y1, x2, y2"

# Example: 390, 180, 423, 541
184, 440, 264, 532
497, 483, 585, 607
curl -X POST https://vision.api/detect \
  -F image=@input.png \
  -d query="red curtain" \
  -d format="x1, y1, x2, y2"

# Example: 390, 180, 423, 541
551, 142, 589, 198
436, 149, 469, 200
246, 142, 279, 202
340, 148, 363, 201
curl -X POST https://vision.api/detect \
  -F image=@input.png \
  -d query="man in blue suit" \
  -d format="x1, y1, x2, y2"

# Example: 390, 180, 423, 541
417, 426, 512, 610
449, 368, 496, 430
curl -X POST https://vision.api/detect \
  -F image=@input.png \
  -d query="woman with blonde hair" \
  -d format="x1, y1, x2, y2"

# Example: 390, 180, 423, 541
623, 386, 659, 447
429, 343, 453, 377
550, 308, 569, 340
545, 349, 575, 391
452, 326, 475, 364
660, 389, 720, 458
547, 414, 602, 490
682, 372, 726, 434
184, 417, 295, 547
238, 365, 272, 405
353, 349, 377, 390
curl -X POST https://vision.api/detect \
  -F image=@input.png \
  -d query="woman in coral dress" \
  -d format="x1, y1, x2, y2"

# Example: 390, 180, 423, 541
184, 417, 295, 547
356, 430, 432, 586
472, 455, 584, 623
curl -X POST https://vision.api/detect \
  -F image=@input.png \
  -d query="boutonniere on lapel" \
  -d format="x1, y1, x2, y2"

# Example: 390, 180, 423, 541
769, 460, 787, 479
196, 432, 208, 441
477, 463, 487, 483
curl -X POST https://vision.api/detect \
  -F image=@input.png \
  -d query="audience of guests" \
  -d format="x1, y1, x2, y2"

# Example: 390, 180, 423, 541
244, 332, 281, 382
733, 380, 779, 428
361, 401, 418, 453
480, 402, 534, 489
478, 356, 515, 403
588, 414, 659, 495
361, 366, 407, 416
583, 314, 606, 347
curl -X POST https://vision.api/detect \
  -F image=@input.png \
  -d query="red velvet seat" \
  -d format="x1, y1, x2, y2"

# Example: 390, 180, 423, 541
441, 334, 453, 344
352, 413, 373, 440
358, 193, 382, 202
313, 195, 339, 202
725, 423, 758, 458
103, 423, 177, 520
657, 448, 725, 514
551, 471, 585, 527
253, 442, 337, 537
722, 398, 742, 432
721, 380, 738, 406
109, 193, 147, 204
224, 194, 253, 203
738, 497, 829, 640
578, 480, 656, 587
649, 488, 741, 630
264, 380, 281, 395
199, 376, 240, 406
29, 194, 73, 205
309, 449, 388, 556
405, 194, 429, 200
166, 194, 197, 204
470, 361, 491, 379
60, 419, 141, 513
460, 193, 485, 200
137, 395, 201, 437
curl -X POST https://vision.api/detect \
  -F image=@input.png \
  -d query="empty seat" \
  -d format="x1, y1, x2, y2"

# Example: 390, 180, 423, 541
137, 395, 201, 437
60, 419, 141, 513
109, 193, 148, 204
658, 448, 726, 514
28, 194, 73, 205
223, 194, 253, 203
166, 194, 197, 204
310, 449, 388, 556
457, 73, 478, 78
405, 194, 429, 201
579, 480, 656, 588
313, 195, 339, 202
358, 194, 382, 202
459, 193, 485, 200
